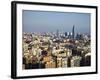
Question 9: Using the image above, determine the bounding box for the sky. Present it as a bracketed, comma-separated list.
[22, 10, 90, 34]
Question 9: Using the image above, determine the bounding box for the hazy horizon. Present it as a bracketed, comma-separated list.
[22, 10, 91, 34]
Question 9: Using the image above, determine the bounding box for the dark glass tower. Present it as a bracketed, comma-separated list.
[56, 29, 59, 38]
[72, 25, 75, 40]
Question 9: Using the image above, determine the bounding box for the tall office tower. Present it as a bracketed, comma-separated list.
[72, 25, 75, 40]
[65, 32, 67, 37]
[56, 29, 59, 38]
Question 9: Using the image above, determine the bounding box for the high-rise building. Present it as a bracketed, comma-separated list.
[72, 25, 75, 40]
[56, 29, 59, 38]
[65, 32, 67, 37]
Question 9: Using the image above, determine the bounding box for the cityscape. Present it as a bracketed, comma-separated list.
[22, 10, 91, 69]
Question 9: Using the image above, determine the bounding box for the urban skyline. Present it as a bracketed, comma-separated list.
[22, 10, 91, 69]
[22, 10, 90, 34]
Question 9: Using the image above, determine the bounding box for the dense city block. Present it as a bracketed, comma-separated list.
[22, 26, 91, 69]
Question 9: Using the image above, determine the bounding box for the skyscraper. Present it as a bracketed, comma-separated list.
[56, 29, 59, 38]
[72, 25, 75, 40]
[65, 32, 67, 37]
